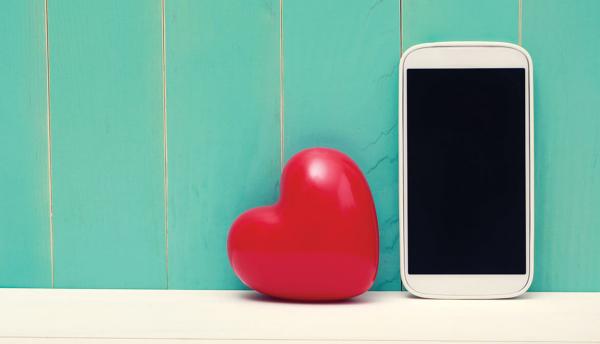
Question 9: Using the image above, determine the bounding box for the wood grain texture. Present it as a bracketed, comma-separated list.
[0, 0, 51, 287]
[402, 0, 519, 50]
[1, 0, 598, 292]
[166, 0, 281, 289]
[48, 1, 166, 288]
[283, 0, 401, 290]
[523, 0, 600, 291]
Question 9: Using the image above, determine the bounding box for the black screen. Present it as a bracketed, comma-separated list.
[407, 68, 526, 274]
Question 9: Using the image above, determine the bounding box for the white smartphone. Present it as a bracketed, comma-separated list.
[399, 42, 534, 299]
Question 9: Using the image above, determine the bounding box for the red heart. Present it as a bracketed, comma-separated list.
[228, 148, 379, 301]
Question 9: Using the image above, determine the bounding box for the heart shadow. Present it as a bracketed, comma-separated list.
[237, 291, 381, 305]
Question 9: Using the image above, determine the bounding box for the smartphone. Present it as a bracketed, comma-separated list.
[399, 42, 534, 299]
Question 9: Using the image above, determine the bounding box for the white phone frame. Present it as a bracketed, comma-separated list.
[399, 42, 534, 299]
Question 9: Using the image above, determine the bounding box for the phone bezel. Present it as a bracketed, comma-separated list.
[399, 42, 534, 299]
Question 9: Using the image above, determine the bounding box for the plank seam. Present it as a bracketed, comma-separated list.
[161, 0, 170, 289]
[400, 0, 403, 54]
[279, 0, 285, 170]
[44, 0, 55, 288]
[518, 0, 523, 46]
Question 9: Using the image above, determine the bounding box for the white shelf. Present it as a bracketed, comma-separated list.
[0, 290, 598, 343]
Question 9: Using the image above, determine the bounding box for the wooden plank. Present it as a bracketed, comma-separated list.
[283, 0, 401, 290]
[0, 0, 51, 287]
[0, 290, 598, 342]
[48, 1, 166, 288]
[523, 0, 600, 291]
[402, 0, 519, 50]
[166, 0, 281, 289]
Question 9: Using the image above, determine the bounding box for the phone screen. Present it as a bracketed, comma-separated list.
[406, 68, 526, 274]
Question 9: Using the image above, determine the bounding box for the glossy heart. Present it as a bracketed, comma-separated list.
[227, 148, 379, 301]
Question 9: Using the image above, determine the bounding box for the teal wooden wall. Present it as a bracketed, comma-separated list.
[0, 0, 599, 291]
[0, 0, 51, 287]
[48, 0, 167, 289]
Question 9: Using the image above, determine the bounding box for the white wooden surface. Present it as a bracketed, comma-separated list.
[0, 290, 598, 343]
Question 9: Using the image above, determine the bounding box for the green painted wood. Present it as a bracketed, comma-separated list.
[402, 0, 519, 50]
[166, 0, 281, 289]
[523, 0, 600, 291]
[0, 0, 594, 292]
[48, 0, 166, 288]
[0, 0, 51, 287]
[284, 0, 401, 290]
